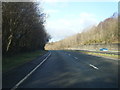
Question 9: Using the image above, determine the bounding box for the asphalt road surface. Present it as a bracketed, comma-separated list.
[18, 50, 118, 88]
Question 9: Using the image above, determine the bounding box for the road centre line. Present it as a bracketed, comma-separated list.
[11, 52, 51, 90]
[89, 64, 99, 70]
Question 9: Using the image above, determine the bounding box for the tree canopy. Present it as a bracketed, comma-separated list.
[2, 2, 50, 55]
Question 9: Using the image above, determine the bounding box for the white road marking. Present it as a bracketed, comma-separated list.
[89, 64, 99, 70]
[74, 57, 78, 59]
[11, 52, 51, 90]
[68, 54, 71, 56]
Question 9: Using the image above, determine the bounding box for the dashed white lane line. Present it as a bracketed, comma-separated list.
[74, 57, 78, 59]
[89, 64, 99, 70]
[11, 52, 51, 90]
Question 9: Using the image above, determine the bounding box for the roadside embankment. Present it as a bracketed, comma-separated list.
[66, 43, 119, 51]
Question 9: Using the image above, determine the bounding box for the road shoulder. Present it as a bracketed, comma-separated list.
[3, 51, 50, 88]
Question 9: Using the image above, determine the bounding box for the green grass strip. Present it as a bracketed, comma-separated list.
[85, 52, 118, 59]
[3, 50, 47, 72]
[78, 51, 118, 59]
[65, 50, 119, 59]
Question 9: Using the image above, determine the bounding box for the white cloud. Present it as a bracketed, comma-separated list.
[46, 9, 59, 14]
[45, 12, 98, 42]
[42, 0, 68, 2]
[42, 0, 119, 2]
[79, 12, 98, 29]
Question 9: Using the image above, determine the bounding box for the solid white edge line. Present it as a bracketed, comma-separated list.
[89, 64, 99, 70]
[11, 52, 51, 90]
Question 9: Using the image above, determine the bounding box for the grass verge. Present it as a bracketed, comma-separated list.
[3, 50, 48, 73]
[65, 50, 119, 59]
[83, 52, 118, 59]
[77, 50, 118, 59]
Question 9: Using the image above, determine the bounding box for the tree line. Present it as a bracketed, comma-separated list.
[2, 2, 50, 56]
[45, 13, 119, 50]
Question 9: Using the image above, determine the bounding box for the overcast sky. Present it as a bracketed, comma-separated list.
[40, 0, 118, 42]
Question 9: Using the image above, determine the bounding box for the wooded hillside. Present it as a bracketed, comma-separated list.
[2, 2, 50, 56]
[45, 13, 119, 50]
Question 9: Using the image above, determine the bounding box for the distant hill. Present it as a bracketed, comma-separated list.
[45, 13, 119, 50]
